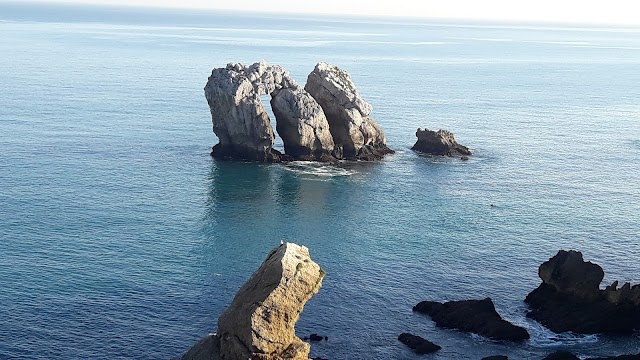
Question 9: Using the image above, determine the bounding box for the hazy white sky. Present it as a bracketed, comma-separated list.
[32, 0, 640, 25]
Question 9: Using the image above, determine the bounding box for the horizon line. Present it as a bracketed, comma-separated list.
[4, 0, 640, 28]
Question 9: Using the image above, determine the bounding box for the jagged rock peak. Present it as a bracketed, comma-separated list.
[181, 243, 325, 360]
[307, 62, 373, 117]
[224, 60, 300, 95]
[305, 62, 393, 160]
[538, 250, 604, 300]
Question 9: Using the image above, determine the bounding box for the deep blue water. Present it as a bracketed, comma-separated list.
[1, 2, 640, 359]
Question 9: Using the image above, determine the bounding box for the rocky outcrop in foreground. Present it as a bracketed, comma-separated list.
[413, 298, 529, 341]
[412, 128, 471, 157]
[525, 250, 640, 334]
[181, 243, 324, 360]
[205, 61, 392, 162]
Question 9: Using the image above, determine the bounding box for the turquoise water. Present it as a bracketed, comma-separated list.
[1, 3, 640, 359]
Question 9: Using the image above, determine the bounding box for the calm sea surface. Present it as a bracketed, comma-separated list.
[1, 3, 640, 359]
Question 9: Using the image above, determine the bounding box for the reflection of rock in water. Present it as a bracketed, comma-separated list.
[206, 162, 273, 205]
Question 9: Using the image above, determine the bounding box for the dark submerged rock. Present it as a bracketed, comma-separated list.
[525, 250, 640, 334]
[481, 356, 509, 360]
[412, 128, 471, 156]
[413, 298, 529, 341]
[397, 333, 441, 354]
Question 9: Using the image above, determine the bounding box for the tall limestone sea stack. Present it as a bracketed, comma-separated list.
[181, 243, 324, 360]
[305, 62, 393, 160]
[204, 61, 392, 162]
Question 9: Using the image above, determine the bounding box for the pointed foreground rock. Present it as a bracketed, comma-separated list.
[305, 62, 393, 160]
[181, 243, 325, 360]
[413, 298, 529, 341]
[526, 250, 640, 334]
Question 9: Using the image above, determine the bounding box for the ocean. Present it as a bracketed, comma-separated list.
[1, 2, 639, 359]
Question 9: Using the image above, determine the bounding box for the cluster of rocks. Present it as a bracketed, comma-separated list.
[526, 250, 640, 334]
[399, 298, 529, 355]
[398, 250, 640, 359]
[205, 60, 477, 163]
[181, 243, 325, 360]
[179, 245, 638, 359]
[205, 61, 393, 162]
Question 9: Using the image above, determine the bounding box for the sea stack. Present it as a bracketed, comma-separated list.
[204, 61, 393, 162]
[204, 61, 334, 162]
[181, 243, 325, 360]
[305, 62, 394, 160]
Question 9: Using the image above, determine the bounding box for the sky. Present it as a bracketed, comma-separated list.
[25, 0, 640, 25]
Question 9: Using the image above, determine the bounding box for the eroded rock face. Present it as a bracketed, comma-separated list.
[271, 87, 335, 161]
[217, 243, 324, 360]
[525, 250, 640, 334]
[181, 243, 324, 360]
[413, 298, 529, 341]
[305, 62, 393, 160]
[412, 128, 471, 156]
[538, 250, 604, 301]
[206, 61, 393, 162]
[205, 62, 281, 162]
[205, 61, 335, 162]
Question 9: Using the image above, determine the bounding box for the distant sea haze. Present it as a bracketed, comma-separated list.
[1, 2, 639, 359]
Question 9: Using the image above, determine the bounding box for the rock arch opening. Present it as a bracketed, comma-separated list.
[259, 94, 284, 153]
[204, 61, 394, 162]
